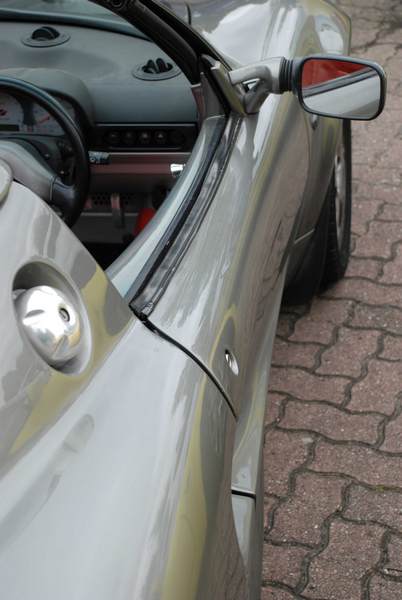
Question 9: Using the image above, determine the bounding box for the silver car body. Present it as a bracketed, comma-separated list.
[0, 1, 351, 598]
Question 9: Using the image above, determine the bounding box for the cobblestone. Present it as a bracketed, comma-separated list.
[370, 576, 402, 599]
[262, 543, 309, 587]
[304, 520, 383, 600]
[269, 472, 345, 546]
[272, 339, 320, 369]
[264, 430, 312, 497]
[261, 587, 297, 600]
[344, 485, 402, 531]
[380, 243, 402, 284]
[381, 413, 402, 453]
[290, 299, 352, 344]
[269, 367, 348, 405]
[345, 257, 381, 279]
[262, 1, 402, 597]
[351, 304, 402, 335]
[349, 359, 402, 415]
[280, 400, 382, 444]
[265, 393, 286, 426]
[380, 335, 402, 361]
[385, 534, 402, 576]
[312, 440, 402, 488]
[317, 327, 379, 378]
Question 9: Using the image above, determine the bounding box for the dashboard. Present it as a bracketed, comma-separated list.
[0, 18, 198, 244]
[0, 19, 198, 154]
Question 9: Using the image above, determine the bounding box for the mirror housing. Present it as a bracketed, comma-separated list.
[227, 54, 386, 119]
[292, 55, 387, 120]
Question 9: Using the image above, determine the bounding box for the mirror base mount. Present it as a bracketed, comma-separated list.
[228, 57, 293, 114]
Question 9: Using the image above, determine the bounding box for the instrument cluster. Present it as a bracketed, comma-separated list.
[0, 92, 76, 136]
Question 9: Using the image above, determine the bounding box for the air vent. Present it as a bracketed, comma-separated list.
[133, 57, 181, 81]
[22, 26, 70, 48]
[143, 58, 173, 75]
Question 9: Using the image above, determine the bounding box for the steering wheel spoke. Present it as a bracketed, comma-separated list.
[0, 77, 89, 225]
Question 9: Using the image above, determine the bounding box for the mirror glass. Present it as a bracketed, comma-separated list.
[301, 58, 382, 120]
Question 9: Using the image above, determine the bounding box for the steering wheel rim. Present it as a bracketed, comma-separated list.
[0, 76, 89, 225]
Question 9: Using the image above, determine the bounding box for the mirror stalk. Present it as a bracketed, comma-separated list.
[228, 57, 292, 114]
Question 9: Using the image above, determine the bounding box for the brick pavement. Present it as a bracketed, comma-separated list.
[262, 1, 402, 598]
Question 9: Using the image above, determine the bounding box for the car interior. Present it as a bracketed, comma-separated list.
[0, 1, 218, 272]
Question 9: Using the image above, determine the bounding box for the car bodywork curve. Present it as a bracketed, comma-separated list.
[0, 1, 354, 598]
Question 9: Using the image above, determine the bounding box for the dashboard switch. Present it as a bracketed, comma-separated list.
[155, 131, 167, 145]
[89, 151, 110, 165]
[139, 131, 152, 145]
[169, 130, 185, 146]
[123, 131, 136, 146]
[106, 131, 120, 147]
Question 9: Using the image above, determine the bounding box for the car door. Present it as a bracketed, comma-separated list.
[103, 2, 350, 592]
[123, 0, 349, 491]
[0, 172, 249, 599]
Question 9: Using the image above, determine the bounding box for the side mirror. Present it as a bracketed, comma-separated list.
[227, 54, 386, 118]
[293, 56, 386, 120]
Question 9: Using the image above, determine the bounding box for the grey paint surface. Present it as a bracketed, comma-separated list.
[0, 180, 246, 600]
[0, 1, 357, 599]
[188, 0, 350, 64]
[119, 2, 350, 595]
[144, 0, 349, 487]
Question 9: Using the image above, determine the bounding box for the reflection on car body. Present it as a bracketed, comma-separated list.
[0, 1, 386, 598]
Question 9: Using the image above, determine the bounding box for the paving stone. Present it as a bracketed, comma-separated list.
[290, 299, 353, 344]
[345, 257, 381, 279]
[261, 587, 297, 600]
[349, 359, 402, 415]
[266, 393, 285, 426]
[381, 413, 402, 453]
[272, 339, 319, 369]
[380, 335, 402, 361]
[270, 472, 345, 546]
[379, 203, 402, 221]
[262, 542, 309, 587]
[353, 43, 395, 64]
[359, 184, 402, 205]
[353, 165, 401, 187]
[384, 534, 402, 576]
[280, 400, 382, 444]
[290, 298, 353, 344]
[351, 28, 379, 50]
[264, 495, 279, 530]
[380, 244, 402, 285]
[264, 430, 312, 497]
[351, 304, 402, 335]
[344, 485, 402, 531]
[354, 221, 402, 259]
[312, 440, 402, 489]
[317, 327, 379, 378]
[303, 520, 383, 600]
[264, 2, 402, 598]
[270, 367, 348, 405]
[351, 199, 382, 236]
[323, 279, 402, 309]
[370, 576, 402, 599]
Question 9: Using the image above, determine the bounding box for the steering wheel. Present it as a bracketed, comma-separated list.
[0, 76, 89, 226]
